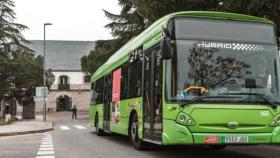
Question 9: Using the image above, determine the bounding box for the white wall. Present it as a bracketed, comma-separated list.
[53, 71, 84, 85]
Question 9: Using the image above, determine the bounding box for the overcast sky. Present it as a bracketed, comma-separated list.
[14, 0, 121, 41]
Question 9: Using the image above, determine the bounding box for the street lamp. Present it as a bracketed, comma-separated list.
[43, 23, 52, 122]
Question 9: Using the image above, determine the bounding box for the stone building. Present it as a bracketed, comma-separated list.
[26, 40, 94, 112]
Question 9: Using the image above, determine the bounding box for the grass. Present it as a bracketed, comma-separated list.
[0, 117, 19, 126]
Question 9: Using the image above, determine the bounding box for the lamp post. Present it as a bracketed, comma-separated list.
[43, 23, 52, 122]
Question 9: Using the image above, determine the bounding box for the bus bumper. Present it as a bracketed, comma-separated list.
[192, 133, 272, 144]
[192, 126, 280, 144]
[162, 120, 280, 145]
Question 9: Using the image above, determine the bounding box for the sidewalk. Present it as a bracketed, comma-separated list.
[0, 115, 53, 137]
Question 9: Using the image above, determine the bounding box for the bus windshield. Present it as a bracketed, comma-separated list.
[166, 19, 280, 104]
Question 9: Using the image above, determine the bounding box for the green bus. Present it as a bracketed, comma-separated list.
[89, 11, 280, 150]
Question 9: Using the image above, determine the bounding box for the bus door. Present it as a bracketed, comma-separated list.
[103, 74, 112, 131]
[143, 46, 163, 142]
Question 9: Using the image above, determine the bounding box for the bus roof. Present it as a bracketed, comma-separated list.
[91, 11, 274, 82]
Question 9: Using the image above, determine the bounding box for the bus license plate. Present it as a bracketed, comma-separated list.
[222, 136, 248, 143]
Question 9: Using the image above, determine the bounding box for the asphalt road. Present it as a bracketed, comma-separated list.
[0, 112, 280, 158]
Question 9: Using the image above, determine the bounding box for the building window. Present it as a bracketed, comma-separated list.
[58, 75, 70, 90]
[59, 75, 69, 84]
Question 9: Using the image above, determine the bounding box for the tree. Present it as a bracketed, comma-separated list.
[0, 0, 54, 103]
[0, 0, 30, 55]
[218, 0, 280, 37]
[187, 43, 251, 88]
[81, 40, 119, 76]
[104, 0, 145, 45]
[105, 0, 280, 43]
[0, 50, 54, 101]
[82, 0, 280, 77]
[105, 0, 221, 40]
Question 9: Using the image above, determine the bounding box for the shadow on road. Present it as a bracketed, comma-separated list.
[90, 132, 278, 158]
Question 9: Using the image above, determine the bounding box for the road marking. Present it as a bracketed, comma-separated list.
[42, 140, 52, 142]
[74, 125, 87, 129]
[60, 125, 70, 130]
[41, 142, 53, 145]
[39, 148, 54, 151]
[40, 144, 53, 148]
[36, 134, 55, 158]
[37, 151, 54, 155]
[36, 156, 55, 158]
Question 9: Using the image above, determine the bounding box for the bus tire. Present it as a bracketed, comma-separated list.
[129, 113, 146, 150]
[95, 113, 104, 136]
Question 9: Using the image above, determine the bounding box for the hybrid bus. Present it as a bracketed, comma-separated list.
[89, 11, 280, 150]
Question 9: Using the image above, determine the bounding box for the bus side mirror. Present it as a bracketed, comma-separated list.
[161, 28, 172, 60]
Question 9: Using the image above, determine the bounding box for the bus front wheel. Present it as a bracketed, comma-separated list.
[95, 114, 105, 136]
[130, 113, 146, 150]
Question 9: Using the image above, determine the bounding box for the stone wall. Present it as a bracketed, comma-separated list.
[35, 83, 91, 112]
[47, 90, 90, 111]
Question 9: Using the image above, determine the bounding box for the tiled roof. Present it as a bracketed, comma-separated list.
[25, 40, 94, 70]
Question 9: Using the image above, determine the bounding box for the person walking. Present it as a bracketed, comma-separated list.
[72, 104, 77, 119]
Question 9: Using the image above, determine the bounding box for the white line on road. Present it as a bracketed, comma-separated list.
[60, 125, 70, 130]
[37, 151, 54, 155]
[36, 156, 55, 158]
[41, 140, 52, 143]
[36, 134, 55, 158]
[39, 147, 54, 151]
[74, 125, 87, 129]
[40, 144, 53, 148]
[41, 142, 53, 145]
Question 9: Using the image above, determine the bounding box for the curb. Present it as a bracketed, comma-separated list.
[0, 122, 54, 137]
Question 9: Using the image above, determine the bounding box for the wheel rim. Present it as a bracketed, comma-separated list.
[131, 120, 138, 143]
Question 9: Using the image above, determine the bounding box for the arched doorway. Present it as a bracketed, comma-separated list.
[56, 95, 71, 111]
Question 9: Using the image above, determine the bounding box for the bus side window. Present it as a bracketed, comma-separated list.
[128, 58, 142, 98]
[94, 77, 104, 104]
[121, 64, 129, 99]
[91, 82, 96, 105]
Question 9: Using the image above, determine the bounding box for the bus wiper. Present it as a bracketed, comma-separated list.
[180, 96, 242, 107]
[219, 93, 278, 109]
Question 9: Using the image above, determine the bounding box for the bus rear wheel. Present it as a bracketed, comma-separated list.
[95, 114, 105, 136]
[130, 113, 146, 150]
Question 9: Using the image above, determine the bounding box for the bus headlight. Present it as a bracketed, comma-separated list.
[270, 115, 280, 126]
[187, 119, 193, 125]
[176, 112, 195, 126]
[277, 117, 280, 123]
[179, 115, 186, 122]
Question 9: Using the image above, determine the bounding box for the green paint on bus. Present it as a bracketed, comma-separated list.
[89, 11, 280, 149]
